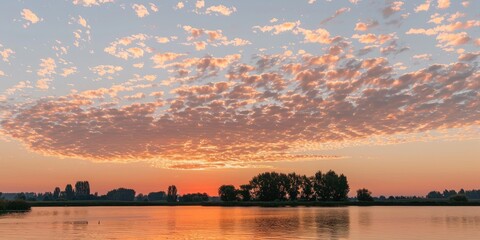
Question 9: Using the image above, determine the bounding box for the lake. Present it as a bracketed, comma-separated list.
[1, 206, 479, 239]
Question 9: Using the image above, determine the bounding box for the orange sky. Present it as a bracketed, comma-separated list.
[1, 138, 479, 197]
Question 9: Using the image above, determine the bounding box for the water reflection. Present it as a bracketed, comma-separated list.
[314, 208, 350, 239]
[1, 206, 479, 239]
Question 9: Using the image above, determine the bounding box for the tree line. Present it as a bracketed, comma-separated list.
[218, 170, 353, 202]
[426, 189, 480, 201]
[2, 182, 207, 203]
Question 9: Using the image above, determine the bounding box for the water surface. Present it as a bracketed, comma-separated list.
[1, 206, 479, 239]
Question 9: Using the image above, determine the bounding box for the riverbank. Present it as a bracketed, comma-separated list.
[0, 200, 31, 213]
[28, 200, 480, 207]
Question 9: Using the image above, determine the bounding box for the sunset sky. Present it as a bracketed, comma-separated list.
[0, 0, 478, 197]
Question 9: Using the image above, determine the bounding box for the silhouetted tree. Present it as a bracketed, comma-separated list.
[449, 194, 468, 202]
[356, 188, 374, 202]
[65, 184, 75, 200]
[465, 189, 480, 199]
[312, 171, 324, 200]
[42, 192, 53, 201]
[313, 170, 349, 201]
[218, 185, 237, 202]
[426, 191, 443, 199]
[287, 173, 302, 201]
[442, 189, 457, 198]
[179, 193, 209, 202]
[53, 187, 61, 200]
[106, 188, 135, 201]
[15, 193, 26, 200]
[75, 181, 90, 199]
[167, 185, 178, 202]
[249, 172, 290, 201]
[148, 191, 167, 201]
[237, 184, 252, 201]
[135, 193, 148, 201]
[300, 175, 313, 201]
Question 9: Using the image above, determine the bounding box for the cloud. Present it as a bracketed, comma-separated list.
[21, 9, 41, 28]
[2, 51, 478, 169]
[104, 34, 151, 60]
[132, 4, 149, 18]
[413, 54, 432, 60]
[436, 32, 470, 47]
[36, 78, 52, 90]
[354, 20, 379, 31]
[437, 0, 450, 9]
[205, 5, 236, 16]
[382, 1, 404, 18]
[458, 51, 480, 62]
[90, 65, 123, 76]
[182, 25, 250, 50]
[60, 67, 77, 77]
[72, 0, 113, 7]
[0, 48, 14, 62]
[151, 52, 186, 68]
[352, 33, 394, 44]
[253, 21, 301, 34]
[176, 2, 185, 10]
[37, 58, 56, 77]
[196, 0, 205, 9]
[320, 7, 350, 25]
[149, 3, 159, 12]
[414, 0, 431, 12]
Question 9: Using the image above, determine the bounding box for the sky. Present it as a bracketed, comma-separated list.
[0, 0, 479, 197]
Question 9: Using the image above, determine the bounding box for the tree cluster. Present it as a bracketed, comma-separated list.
[106, 188, 136, 201]
[218, 170, 350, 202]
[179, 193, 209, 202]
[426, 189, 480, 201]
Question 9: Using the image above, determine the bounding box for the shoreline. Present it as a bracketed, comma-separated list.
[27, 200, 480, 207]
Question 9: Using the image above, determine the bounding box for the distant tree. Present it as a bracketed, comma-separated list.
[449, 194, 468, 202]
[218, 185, 237, 202]
[167, 185, 178, 202]
[287, 173, 302, 201]
[135, 193, 148, 202]
[53, 187, 61, 200]
[42, 192, 53, 201]
[75, 181, 90, 199]
[465, 189, 480, 199]
[312, 171, 324, 200]
[357, 188, 374, 202]
[379, 195, 386, 201]
[299, 175, 313, 201]
[65, 184, 75, 200]
[106, 188, 135, 201]
[148, 191, 167, 201]
[237, 184, 252, 201]
[313, 170, 349, 201]
[15, 192, 26, 200]
[442, 189, 457, 198]
[179, 193, 209, 202]
[426, 191, 443, 199]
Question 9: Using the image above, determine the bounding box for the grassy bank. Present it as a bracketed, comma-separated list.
[28, 200, 480, 207]
[0, 200, 31, 213]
